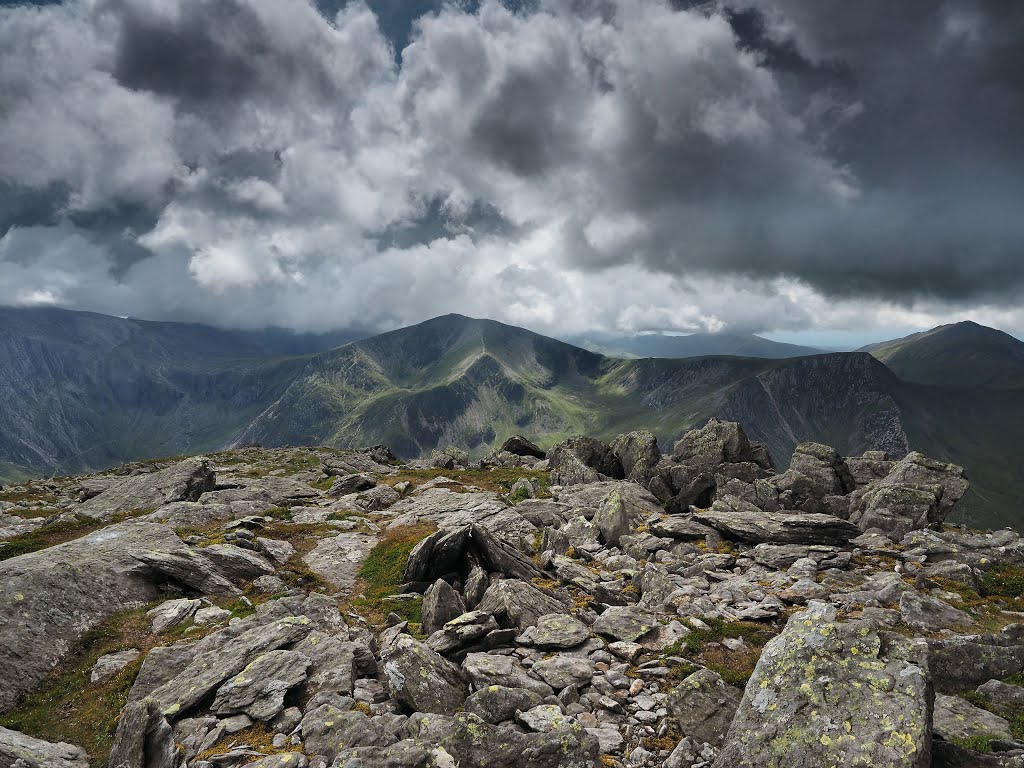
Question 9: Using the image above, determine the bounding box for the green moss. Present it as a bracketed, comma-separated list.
[0, 516, 100, 561]
[949, 734, 995, 753]
[666, 618, 780, 688]
[980, 564, 1024, 598]
[349, 523, 436, 626]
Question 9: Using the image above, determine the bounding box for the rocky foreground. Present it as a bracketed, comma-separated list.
[1, 421, 1024, 767]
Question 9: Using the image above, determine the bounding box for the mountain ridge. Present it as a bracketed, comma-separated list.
[0, 306, 1021, 526]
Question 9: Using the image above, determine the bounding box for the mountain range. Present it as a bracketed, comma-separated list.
[0, 306, 1021, 528]
[566, 331, 824, 359]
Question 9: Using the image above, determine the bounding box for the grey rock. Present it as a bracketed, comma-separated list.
[300, 632, 358, 697]
[426, 611, 499, 655]
[0, 726, 89, 768]
[256, 538, 295, 564]
[976, 680, 1024, 717]
[0, 520, 199, 714]
[713, 601, 931, 768]
[694, 495, 860, 546]
[300, 706, 395, 760]
[302, 532, 378, 591]
[476, 579, 566, 630]
[404, 711, 600, 768]
[849, 452, 969, 537]
[131, 548, 240, 596]
[648, 515, 716, 541]
[928, 626, 1024, 692]
[107, 699, 177, 768]
[593, 489, 630, 547]
[500, 436, 546, 459]
[899, 591, 974, 631]
[243, 755, 309, 768]
[193, 606, 231, 625]
[196, 543, 275, 582]
[212, 649, 312, 721]
[548, 436, 624, 486]
[516, 704, 575, 733]
[462, 653, 554, 697]
[611, 430, 661, 483]
[422, 580, 467, 635]
[529, 614, 590, 650]
[933, 693, 1011, 743]
[78, 457, 215, 519]
[531, 656, 594, 690]
[380, 634, 468, 714]
[90, 649, 141, 684]
[330, 473, 377, 496]
[148, 615, 312, 719]
[147, 598, 203, 633]
[592, 606, 659, 642]
[668, 669, 741, 747]
[464, 686, 544, 724]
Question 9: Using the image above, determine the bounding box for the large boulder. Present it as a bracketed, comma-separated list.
[422, 579, 468, 635]
[668, 669, 741, 748]
[848, 452, 969, 537]
[610, 430, 661, 483]
[928, 625, 1024, 693]
[499, 435, 546, 459]
[593, 489, 630, 547]
[476, 579, 567, 630]
[380, 634, 469, 714]
[0, 521, 202, 714]
[0, 726, 89, 768]
[211, 649, 312, 721]
[78, 457, 216, 519]
[547, 437, 624, 486]
[694, 495, 860, 546]
[713, 601, 932, 768]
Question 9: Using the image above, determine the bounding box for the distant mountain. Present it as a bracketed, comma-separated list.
[861, 321, 1024, 389]
[0, 308, 1021, 527]
[0, 306, 360, 479]
[567, 331, 823, 359]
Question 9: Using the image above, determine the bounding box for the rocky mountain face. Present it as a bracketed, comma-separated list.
[0, 422, 1022, 767]
[0, 308, 1020, 527]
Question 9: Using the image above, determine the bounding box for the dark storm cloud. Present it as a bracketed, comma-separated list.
[0, 0, 1022, 336]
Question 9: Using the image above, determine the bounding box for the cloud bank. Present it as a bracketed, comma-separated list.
[1, 0, 1022, 336]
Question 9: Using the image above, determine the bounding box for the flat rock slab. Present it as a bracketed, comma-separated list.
[302, 532, 378, 591]
[0, 725, 89, 768]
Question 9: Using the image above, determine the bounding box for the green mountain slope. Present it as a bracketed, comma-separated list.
[861, 321, 1024, 389]
[568, 331, 823, 359]
[0, 308, 1020, 528]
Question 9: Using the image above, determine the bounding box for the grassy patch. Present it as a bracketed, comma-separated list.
[667, 618, 780, 687]
[196, 722, 293, 761]
[0, 516, 101, 561]
[980, 564, 1024, 599]
[348, 523, 436, 627]
[0, 484, 59, 506]
[0, 606, 162, 766]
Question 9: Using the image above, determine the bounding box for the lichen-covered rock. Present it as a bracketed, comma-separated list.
[212, 649, 311, 720]
[0, 725, 89, 768]
[90, 649, 141, 684]
[106, 700, 177, 768]
[147, 615, 312, 719]
[464, 686, 545, 724]
[526, 614, 590, 650]
[380, 634, 468, 714]
[462, 653, 554, 697]
[667, 669, 741, 747]
[593, 489, 629, 547]
[928, 625, 1024, 693]
[849, 452, 969, 537]
[713, 601, 932, 768]
[610, 430, 661, 483]
[300, 706, 396, 760]
[530, 656, 594, 690]
[592, 606, 659, 643]
[933, 693, 1011, 744]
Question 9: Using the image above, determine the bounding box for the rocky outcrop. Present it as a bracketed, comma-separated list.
[0, 436, 1015, 768]
[78, 457, 216, 519]
[548, 436, 624, 485]
[0, 726, 89, 768]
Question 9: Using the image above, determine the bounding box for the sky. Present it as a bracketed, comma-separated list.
[0, 0, 1022, 344]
